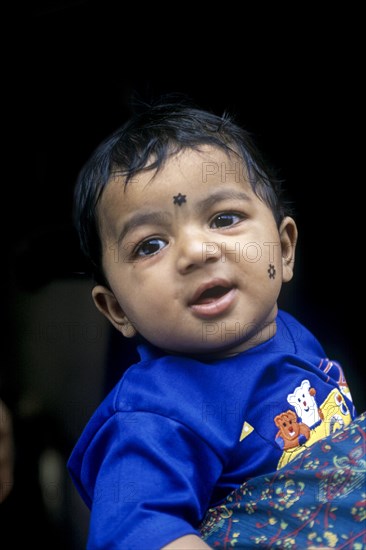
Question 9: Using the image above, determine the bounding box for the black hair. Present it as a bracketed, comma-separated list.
[73, 98, 290, 284]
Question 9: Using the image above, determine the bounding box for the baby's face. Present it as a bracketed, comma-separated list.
[95, 146, 296, 357]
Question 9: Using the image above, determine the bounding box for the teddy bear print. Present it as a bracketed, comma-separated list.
[287, 379, 324, 428]
[274, 410, 310, 450]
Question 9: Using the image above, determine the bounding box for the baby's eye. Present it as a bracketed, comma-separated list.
[211, 213, 242, 229]
[134, 238, 167, 257]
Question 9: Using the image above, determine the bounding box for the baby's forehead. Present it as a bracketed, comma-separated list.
[110, 144, 247, 187]
[100, 145, 251, 212]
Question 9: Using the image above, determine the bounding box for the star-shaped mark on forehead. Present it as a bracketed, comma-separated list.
[173, 193, 187, 206]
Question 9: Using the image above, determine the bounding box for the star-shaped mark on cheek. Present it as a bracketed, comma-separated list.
[268, 264, 276, 279]
[173, 193, 187, 206]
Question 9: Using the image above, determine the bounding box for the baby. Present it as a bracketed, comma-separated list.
[68, 100, 356, 549]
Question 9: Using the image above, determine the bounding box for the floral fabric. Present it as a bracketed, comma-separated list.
[200, 411, 366, 549]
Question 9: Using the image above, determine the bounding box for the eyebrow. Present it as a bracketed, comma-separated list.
[117, 189, 252, 243]
[117, 211, 172, 243]
[196, 189, 252, 212]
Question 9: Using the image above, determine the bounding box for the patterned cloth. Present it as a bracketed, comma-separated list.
[200, 411, 366, 549]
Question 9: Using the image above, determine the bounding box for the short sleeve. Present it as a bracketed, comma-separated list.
[76, 411, 223, 550]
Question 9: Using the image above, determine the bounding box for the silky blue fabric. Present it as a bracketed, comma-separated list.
[67, 310, 357, 549]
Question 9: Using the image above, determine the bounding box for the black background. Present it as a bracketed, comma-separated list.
[22, 1, 364, 397]
[2, 1, 364, 547]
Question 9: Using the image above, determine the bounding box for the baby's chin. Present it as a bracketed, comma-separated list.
[158, 320, 277, 359]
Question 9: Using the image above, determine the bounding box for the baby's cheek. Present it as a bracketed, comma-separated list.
[262, 240, 282, 263]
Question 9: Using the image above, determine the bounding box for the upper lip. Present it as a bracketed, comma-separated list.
[189, 278, 235, 306]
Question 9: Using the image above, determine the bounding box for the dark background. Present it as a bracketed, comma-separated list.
[2, 2, 364, 548]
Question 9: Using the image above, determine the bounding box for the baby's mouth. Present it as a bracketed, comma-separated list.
[189, 281, 237, 318]
[193, 285, 232, 305]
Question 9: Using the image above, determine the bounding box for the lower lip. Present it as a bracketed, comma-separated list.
[190, 288, 237, 318]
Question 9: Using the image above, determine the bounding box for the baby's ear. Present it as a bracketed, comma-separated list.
[279, 216, 298, 283]
[91, 285, 137, 338]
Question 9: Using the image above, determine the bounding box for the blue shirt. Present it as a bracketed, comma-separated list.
[67, 310, 356, 549]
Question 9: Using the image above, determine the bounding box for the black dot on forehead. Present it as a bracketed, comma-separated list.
[173, 193, 187, 206]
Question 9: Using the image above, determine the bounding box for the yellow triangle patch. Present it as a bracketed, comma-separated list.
[240, 421, 254, 441]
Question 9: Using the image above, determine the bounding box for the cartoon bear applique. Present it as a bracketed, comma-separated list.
[287, 379, 324, 428]
[274, 378, 353, 469]
[274, 410, 310, 450]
